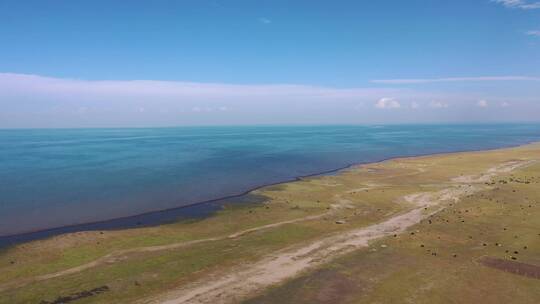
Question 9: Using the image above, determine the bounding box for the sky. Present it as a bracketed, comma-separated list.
[0, 0, 539, 128]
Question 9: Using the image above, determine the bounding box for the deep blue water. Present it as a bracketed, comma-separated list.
[1, 124, 540, 241]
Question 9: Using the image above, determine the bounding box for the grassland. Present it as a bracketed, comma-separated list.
[1, 143, 539, 304]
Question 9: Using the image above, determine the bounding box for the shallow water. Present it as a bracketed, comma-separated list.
[1, 124, 540, 238]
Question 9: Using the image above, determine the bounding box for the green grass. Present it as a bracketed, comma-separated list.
[1, 143, 540, 303]
[245, 162, 540, 304]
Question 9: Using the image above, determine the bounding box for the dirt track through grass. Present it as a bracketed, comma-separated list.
[143, 161, 534, 304]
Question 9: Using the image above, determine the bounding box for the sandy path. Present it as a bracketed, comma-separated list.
[1, 160, 533, 296]
[0, 184, 374, 293]
[141, 160, 533, 304]
[32, 157, 523, 286]
[153, 206, 445, 304]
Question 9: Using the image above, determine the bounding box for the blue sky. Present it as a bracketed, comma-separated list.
[1, 0, 539, 127]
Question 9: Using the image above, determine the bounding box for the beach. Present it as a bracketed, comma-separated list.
[1, 142, 540, 303]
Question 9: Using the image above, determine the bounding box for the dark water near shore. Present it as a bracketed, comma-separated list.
[1, 124, 540, 244]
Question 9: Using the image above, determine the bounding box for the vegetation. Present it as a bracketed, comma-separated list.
[1, 143, 539, 303]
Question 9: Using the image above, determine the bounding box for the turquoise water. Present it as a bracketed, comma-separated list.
[1, 124, 540, 239]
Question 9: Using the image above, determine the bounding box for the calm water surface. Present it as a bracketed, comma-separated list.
[1, 124, 540, 238]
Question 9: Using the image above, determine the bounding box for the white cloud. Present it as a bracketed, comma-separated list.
[429, 101, 449, 108]
[353, 102, 366, 111]
[492, 0, 540, 9]
[1, 73, 539, 127]
[258, 17, 272, 24]
[526, 30, 540, 36]
[192, 106, 228, 112]
[371, 76, 540, 84]
[0, 73, 404, 101]
[500, 101, 511, 107]
[477, 100, 489, 107]
[375, 98, 401, 109]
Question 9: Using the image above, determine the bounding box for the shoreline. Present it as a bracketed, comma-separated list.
[2, 140, 540, 303]
[1, 139, 538, 248]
